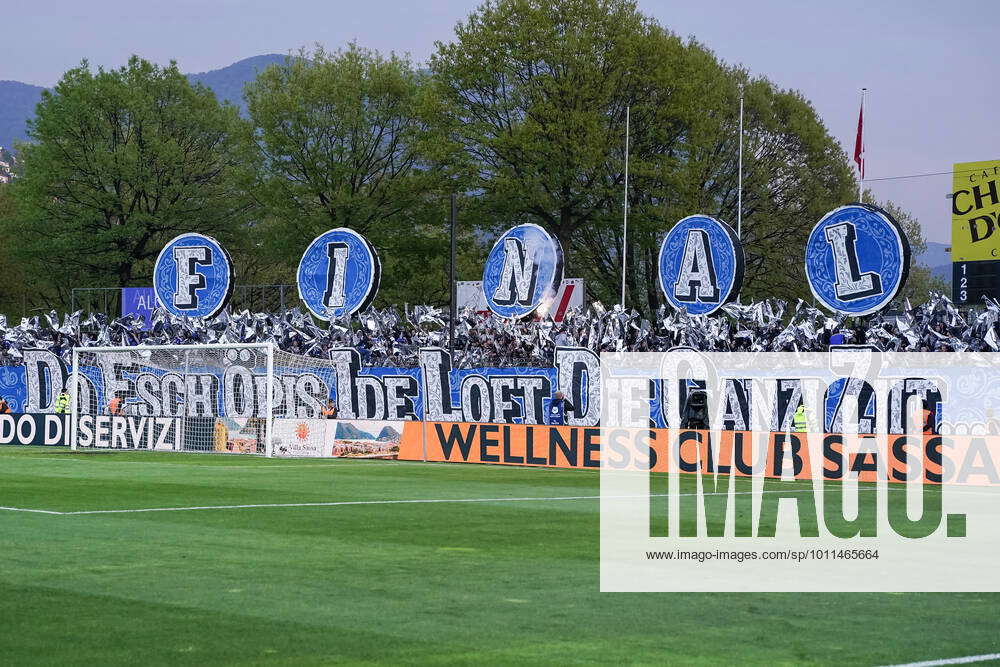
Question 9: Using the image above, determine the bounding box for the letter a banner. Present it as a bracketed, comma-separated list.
[658, 215, 744, 315]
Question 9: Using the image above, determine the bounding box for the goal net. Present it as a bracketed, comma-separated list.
[266, 349, 405, 460]
[71, 344, 276, 455]
[70, 343, 406, 458]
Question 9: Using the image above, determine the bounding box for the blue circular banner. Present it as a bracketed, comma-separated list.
[153, 233, 234, 318]
[804, 204, 910, 315]
[297, 228, 381, 320]
[658, 215, 744, 315]
[482, 223, 564, 319]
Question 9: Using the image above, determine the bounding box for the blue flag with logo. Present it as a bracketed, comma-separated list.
[548, 399, 565, 425]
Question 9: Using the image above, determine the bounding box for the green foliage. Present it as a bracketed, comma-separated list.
[0, 184, 32, 316]
[902, 265, 949, 306]
[244, 45, 474, 306]
[869, 195, 926, 256]
[2, 57, 255, 309]
[432, 0, 860, 311]
[866, 194, 947, 305]
[432, 0, 654, 269]
[0, 2, 944, 315]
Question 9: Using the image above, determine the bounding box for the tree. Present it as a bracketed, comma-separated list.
[593, 67, 859, 310]
[433, 0, 861, 312]
[866, 195, 948, 306]
[432, 0, 653, 275]
[245, 45, 469, 305]
[4, 57, 254, 307]
[0, 183, 32, 317]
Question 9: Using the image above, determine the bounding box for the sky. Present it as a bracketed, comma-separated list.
[3, 0, 998, 244]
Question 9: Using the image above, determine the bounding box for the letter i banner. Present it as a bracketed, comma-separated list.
[804, 204, 910, 316]
[297, 228, 382, 320]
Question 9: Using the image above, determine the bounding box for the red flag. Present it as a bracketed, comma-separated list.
[853, 103, 864, 178]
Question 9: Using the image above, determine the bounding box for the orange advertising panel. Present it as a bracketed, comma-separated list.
[400, 423, 1000, 486]
[399, 422, 601, 469]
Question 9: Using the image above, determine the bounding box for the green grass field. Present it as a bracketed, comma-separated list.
[1, 445, 998, 665]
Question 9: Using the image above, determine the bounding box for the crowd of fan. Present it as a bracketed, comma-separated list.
[0, 294, 996, 368]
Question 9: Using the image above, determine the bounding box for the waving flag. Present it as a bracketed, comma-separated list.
[854, 97, 865, 178]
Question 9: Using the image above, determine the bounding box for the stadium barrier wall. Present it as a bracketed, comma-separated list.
[400, 422, 601, 469]
[0, 413, 71, 446]
[270, 418, 411, 458]
[75, 415, 183, 450]
[31, 407, 1000, 484]
[399, 423, 1000, 485]
[64, 414, 412, 457]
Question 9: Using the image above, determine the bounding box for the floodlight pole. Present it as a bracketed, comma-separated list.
[737, 85, 744, 239]
[620, 105, 630, 309]
[265, 345, 274, 458]
[449, 193, 457, 360]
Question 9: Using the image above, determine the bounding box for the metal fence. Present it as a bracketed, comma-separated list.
[69, 288, 122, 318]
[229, 284, 296, 313]
[70, 285, 297, 318]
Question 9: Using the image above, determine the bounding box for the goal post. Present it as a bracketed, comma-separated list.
[265, 345, 274, 458]
[70, 343, 276, 455]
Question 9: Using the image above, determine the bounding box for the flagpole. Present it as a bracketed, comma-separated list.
[621, 105, 630, 309]
[858, 88, 866, 201]
[737, 85, 744, 239]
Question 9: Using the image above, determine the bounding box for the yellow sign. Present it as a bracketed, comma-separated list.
[952, 159, 1000, 261]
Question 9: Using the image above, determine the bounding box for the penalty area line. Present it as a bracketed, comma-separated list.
[876, 653, 1000, 667]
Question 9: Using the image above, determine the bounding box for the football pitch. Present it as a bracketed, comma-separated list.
[1, 447, 997, 666]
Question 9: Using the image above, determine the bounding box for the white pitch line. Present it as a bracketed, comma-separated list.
[18, 457, 377, 470]
[0, 487, 888, 516]
[64, 495, 644, 515]
[15, 456, 602, 472]
[0, 505, 64, 515]
[15, 456, 1000, 488]
[0, 494, 641, 516]
[876, 653, 1000, 667]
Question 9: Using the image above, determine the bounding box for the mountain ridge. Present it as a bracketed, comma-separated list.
[0, 80, 48, 150]
[917, 241, 951, 284]
[186, 53, 287, 109]
[0, 54, 287, 150]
